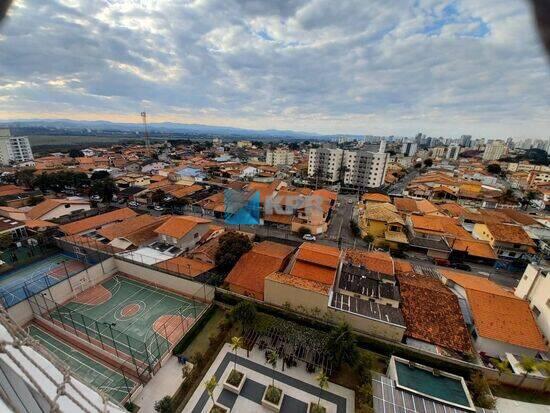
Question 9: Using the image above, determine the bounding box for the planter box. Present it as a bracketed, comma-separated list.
[308, 402, 327, 413]
[223, 370, 246, 394]
[210, 402, 231, 413]
[262, 385, 284, 412]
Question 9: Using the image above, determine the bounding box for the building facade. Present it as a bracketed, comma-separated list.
[446, 145, 460, 160]
[516, 264, 550, 344]
[0, 129, 34, 165]
[266, 148, 295, 166]
[483, 141, 507, 161]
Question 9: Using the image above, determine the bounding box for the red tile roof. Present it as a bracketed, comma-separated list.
[59, 208, 138, 235]
[154, 216, 211, 239]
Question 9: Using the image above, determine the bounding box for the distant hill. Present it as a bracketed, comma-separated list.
[0, 119, 354, 140]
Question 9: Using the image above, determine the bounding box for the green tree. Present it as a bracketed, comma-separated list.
[230, 301, 257, 332]
[414, 162, 422, 169]
[215, 231, 252, 271]
[231, 336, 243, 371]
[315, 370, 329, 409]
[267, 350, 278, 388]
[153, 395, 173, 413]
[91, 177, 116, 202]
[349, 220, 360, 237]
[0, 233, 13, 250]
[204, 375, 218, 406]
[492, 358, 510, 379]
[423, 158, 433, 168]
[68, 149, 84, 158]
[486, 163, 501, 174]
[90, 170, 110, 180]
[297, 226, 311, 237]
[325, 322, 358, 369]
[518, 356, 537, 385]
[15, 169, 35, 189]
[363, 234, 374, 245]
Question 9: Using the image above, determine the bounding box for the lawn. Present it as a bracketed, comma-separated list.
[331, 348, 388, 390]
[491, 384, 550, 405]
[181, 307, 227, 359]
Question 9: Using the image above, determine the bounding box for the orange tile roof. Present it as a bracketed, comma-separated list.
[59, 208, 138, 235]
[362, 193, 391, 203]
[25, 219, 58, 229]
[451, 238, 496, 259]
[494, 208, 540, 226]
[98, 214, 166, 241]
[438, 203, 468, 217]
[294, 242, 340, 269]
[345, 249, 394, 275]
[467, 290, 547, 351]
[0, 185, 25, 197]
[266, 271, 331, 295]
[157, 256, 215, 277]
[394, 259, 414, 274]
[398, 274, 473, 354]
[485, 223, 536, 246]
[440, 269, 515, 297]
[289, 261, 336, 285]
[154, 216, 211, 239]
[27, 198, 89, 220]
[226, 241, 294, 299]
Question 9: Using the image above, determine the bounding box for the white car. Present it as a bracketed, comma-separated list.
[128, 201, 139, 207]
[347, 199, 354, 204]
[302, 234, 316, 241]
[90, 195, 101, 201]
[154, 205, 165, 211]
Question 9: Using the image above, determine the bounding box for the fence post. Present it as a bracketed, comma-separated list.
[95, 321, 105, 350]
[126, 335, 138, 367]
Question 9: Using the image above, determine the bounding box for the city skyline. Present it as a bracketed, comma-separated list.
[1, 0, 550, 138]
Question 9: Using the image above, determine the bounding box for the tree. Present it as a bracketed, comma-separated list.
[518, 356, 537, 385]
[215, 231, 252, 272]
[153, 396, 173, 413]
[349, 220, 360, 237]
[267, 350, 278, 388]
[90, 170, 110, 180]
[204, 375, 218, 406]
[363, 234, 374, 245]
[230, 301, 257, 332]
[231, 336, 243, 371]
[486, 163, 501, 174]
[15, 169, 35, 189]
[325, 322, 358, 369]
[68, 149, 84, 158]
[315, 370, 329, 409]
[423, 158, 433, 168]
[498, 188, 517, 204]
[91, 177, 116, 202]
[0, 233, 13, 250]
[414, 162, 422, 169]
[151, 189, 165, 204]
[297, 226, 311, 237]
[492, 359, 510, 379]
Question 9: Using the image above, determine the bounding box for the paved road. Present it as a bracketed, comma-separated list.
[387, 169, 419, 196]
[326, 193, 358, 245]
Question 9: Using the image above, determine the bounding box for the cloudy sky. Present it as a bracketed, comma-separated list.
[0, 0, 549, 138]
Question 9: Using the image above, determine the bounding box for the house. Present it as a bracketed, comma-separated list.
[394, 197, 440, 216]
[0, 206, 28, 222]
[440, 269, 547, 357]
[59, 207, 138, 236]
[361, 192, 391, 205]
[96, 214, 169, 250]
[472, 222, 536, 269]
[26, 198, 91, 221]
[154, 216, 212, 252]
[515, 264, 550, 344]
[358, 203, 408, 249]
[397, 273, 473, 357]
[226, 241, 294, 300]
[0, 217, 28, 244]
[155, 255, 215, 280]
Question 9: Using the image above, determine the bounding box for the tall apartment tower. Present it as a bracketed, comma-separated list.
[446, 145, 460, 160]
[459, 135, 472, 147]
[401, 142, 418, 157]
[266, 148, 295, 166]
[482, 141, 507, 161]
[308, 142, 388, 188]
[0, 128, 34, 165]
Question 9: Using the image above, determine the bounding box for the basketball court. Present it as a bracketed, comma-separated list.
[0, 252, 86, 307]
[48, 274, 206, 366]
[28, 325, 136, 403]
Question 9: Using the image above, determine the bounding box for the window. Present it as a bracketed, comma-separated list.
[194, 232, 199, 238]
[533, 306, 541, 317]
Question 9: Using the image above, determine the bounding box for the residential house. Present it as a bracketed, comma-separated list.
[226, 241, 295, 300]
[358, 203, 408, 249]
[95, 214, 169, 251]
[59, 207, 138, 236]
[440, 269, 547, 357]
[154, 216, 212, 252]
[26, 198, 91, 221]
[0, 217, 28, 244]
[361, 193, 391, 206]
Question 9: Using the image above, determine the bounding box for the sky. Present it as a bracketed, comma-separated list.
[0, 0, 549, 138]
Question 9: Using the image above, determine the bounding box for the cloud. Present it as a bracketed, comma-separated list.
[0, 0, 549, 138]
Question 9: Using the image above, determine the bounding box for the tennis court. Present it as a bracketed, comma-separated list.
[28, 325, 136, 403]
[48, 274, 206, 366]
[0, 252, 86, 307]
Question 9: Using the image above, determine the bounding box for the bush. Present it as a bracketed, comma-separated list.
[349, 220, 361, 237]
[309, 403, 326, 413]
[227, 369, 244, 386]
[154, 396, 173, 413]
[215, 231, 252, 272]
[265, 385, 282, 404]
[297, 226, 311, 237]
[469, 372, 496, 409]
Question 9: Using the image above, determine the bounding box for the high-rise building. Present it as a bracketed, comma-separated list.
[308, 142, 388, 188]
[431, 147, 446, 158]
[482, 141, 507, 161]
[446, 145, 460, 160]
[401, 142, 418, 157]
[460, 135, 472, 147]
[266, 148, 295, 166]
[0, 128, 34, 165]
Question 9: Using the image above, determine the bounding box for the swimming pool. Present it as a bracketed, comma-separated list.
[390, 356, 475, 411]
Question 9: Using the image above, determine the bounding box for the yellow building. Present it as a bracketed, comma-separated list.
[358, 203, 408, 249]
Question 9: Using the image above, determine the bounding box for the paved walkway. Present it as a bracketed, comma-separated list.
[186, 343, 355, 412]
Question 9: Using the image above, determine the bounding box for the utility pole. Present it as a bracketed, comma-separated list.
[141, 111, 150, 155]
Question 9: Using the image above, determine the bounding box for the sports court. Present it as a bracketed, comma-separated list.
[28, 325, 136, 403]
[0, 252, 86, 307]
[48, 274, 206, 366]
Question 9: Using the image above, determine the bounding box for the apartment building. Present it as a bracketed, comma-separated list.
[0, 128, 34, 165]
[516, 264, 550, 343]
[483, 141, 507, 161]
[266, 148, 295, 166]
[401, 142, 417, 157]
[431, 147, 446, 158]
[446, 144, 460, 160]
[308, 143, 388, 188]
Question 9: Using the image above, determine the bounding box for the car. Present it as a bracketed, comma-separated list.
[128, 201, 139, 207]
[154, 205, 165, 211]
[347, 199, 354, 204]
[302, 234, 316, 241]
[90, 195, 101, 201]
[450, 262, 472, 271]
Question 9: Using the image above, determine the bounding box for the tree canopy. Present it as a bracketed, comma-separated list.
[214, 231, 253, 271]
[486, 163, 501, 174]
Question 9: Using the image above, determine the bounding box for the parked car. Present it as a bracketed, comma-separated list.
[154, 205, 165, 211]
[90, 195, 101, 201]
[450, 262, 472, 271]
[128, 201, 139, 207]
[433, 258, 451, 267]
[302, 234, 316, 241]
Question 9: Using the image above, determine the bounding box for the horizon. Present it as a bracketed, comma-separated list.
[1, 1, 550, 138]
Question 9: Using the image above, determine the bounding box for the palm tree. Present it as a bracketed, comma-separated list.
[518, 356, 537, 385]
[231, 336, 243, 371]
[267, 350, 278, 388]
[493, 359, 510, 379]
[205, 375, 218, 405]
[325, 322, 358, 369]
[315, 370, 329, 409]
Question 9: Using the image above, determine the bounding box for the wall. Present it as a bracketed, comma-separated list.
[114, 257, 215, 302]
[474, 336, 540, 358]
[41, 203, 91, 221]
[264, 278, 329, 315]
[515, 264, 550, 343]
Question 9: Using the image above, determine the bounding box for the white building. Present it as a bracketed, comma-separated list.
[401, 142, 417, 157]
[266, 148, 295, 166]
[446, 145, 460, 160]
[308, 143, 388, 188]
[431, 147, 446, 159]
[0, 128, 34, 165]
[483, 141, 507, 161]
[516, 264, 550, 344]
